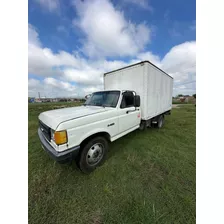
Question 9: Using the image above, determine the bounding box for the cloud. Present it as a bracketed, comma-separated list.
[161, 41, 196, 95]
[28, 24, 129, 85]
[189, 20, 196, 30]
[28, 78, 41, 88]
[62, 59, 132, 85]
[28, 44, 81, 76]
[28, 24, 41, 47]
[168, 21, 196, 39]
[83, 86, 103, 95]
[162, 41, 196, 78]
[43, 77, 76, 92]
[28, 21, 196, 97]
[28, 77, 103, 98]
[123, 0, 153, 11]
[57, 25, 69, 35]
[73, 0, 150, 57]
[63, 68, 103, 85]
[28, 78, 77, 98]
[28, 24, 82, 76]
[34, 0, 60, 13]
[164, 10, 170, 23]
[168, 28, 182, 38]
[135, 51, 161, 67]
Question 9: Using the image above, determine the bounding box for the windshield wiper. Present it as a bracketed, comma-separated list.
[90, 103, 104, 108]
[102, 104, 114, 108]
[97, 104, 105, 108]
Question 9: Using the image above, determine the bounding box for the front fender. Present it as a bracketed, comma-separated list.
[77, 128, 111, 145]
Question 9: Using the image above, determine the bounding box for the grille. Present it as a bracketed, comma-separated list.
[39, 120, 51, 141]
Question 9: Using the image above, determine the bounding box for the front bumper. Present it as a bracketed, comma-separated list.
[38, 128, 80, 162]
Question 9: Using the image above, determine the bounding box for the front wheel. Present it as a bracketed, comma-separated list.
[78, 136, 108, 173]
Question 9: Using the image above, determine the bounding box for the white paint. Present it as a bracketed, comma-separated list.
[104, 61, 173, 120]
[38, 105, 107, 130]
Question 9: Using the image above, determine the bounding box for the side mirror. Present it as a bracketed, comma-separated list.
[134, 95, 140, 107]
[85, 94, 91, 99]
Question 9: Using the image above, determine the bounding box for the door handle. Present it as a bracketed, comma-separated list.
[126, 110, 135, 114]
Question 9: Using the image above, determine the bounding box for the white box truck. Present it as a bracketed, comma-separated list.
[38, 61, 173, 173]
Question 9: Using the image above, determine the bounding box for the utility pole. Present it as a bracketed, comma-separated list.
[38, 92, 40, 99]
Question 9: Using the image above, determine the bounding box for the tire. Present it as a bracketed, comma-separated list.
[157, 115, 164, 128]
[78, 136, 108, 174]
[139, 120, 147, 131]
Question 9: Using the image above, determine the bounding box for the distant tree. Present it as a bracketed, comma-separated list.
[193, 94, 196, 99]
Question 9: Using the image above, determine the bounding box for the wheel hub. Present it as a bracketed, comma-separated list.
[86, 143, 103, 166]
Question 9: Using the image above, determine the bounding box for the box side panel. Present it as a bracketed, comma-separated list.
[142, 63, 148, 118]
[144, 63, 173, 120]
[144, 64, 157, 119]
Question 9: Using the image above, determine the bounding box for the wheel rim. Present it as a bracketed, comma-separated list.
[86, 143, 104, 166]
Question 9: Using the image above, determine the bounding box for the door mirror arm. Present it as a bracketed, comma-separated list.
[126, 108, 139, 114]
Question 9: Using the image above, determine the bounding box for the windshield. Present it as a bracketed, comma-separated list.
[84, 91, 120, 108]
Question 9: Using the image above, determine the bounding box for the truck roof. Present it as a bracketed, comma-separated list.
[104, 60, 173, 79]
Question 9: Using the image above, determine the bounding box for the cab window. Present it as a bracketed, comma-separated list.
[120, 91, 134, 108]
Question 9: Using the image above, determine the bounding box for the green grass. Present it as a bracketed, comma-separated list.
[29, 103, 196, 224]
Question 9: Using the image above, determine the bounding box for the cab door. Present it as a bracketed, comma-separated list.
[118, 91, 141, 133]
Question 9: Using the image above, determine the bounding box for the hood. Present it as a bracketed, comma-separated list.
[38, 105, 108, 130]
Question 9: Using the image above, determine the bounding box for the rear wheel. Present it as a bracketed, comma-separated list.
[157, 115, 164, 128]
[78, 136, 108, 173]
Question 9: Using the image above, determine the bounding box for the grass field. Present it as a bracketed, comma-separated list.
[28, 102, 196, 224]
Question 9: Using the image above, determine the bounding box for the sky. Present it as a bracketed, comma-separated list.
[28, 0, 196, 98]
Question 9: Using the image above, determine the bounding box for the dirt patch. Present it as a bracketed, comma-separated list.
[172, 104, 180, 108]
[89, 209, 103, 224]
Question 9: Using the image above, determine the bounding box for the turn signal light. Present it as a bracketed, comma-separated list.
[54, 130, 67, 145]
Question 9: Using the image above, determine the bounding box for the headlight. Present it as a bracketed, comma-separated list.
[54, 130, 68, 145]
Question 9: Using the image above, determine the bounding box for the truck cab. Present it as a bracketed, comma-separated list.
[38, 90, 141, 173]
